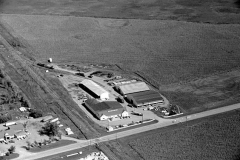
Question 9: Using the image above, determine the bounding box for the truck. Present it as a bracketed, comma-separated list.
[5, 122, 16, 127]
[50, 118, 59, 123]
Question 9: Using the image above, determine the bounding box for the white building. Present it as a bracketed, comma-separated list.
[115, 81, 150, 95]
[80, 79, 109, 100]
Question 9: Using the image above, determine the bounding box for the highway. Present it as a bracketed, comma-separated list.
[15, 102, 240, 160]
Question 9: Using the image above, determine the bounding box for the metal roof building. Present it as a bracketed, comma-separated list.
[80, 79, 109, 100]
[127, 90, 164, 107]
[115, 81, 150, 95]
[85, 99, 128, 120]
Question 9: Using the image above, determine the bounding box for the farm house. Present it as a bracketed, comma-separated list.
[84, 99, 128, 120]
[80, 79, 109, 100]
[127, 90, 164, 107]
[115, 81, 150, 95]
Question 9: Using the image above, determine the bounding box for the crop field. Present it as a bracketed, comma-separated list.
[2, 14, 240, 87]
[158, 70, 240, 113]
[0, 0, 240, 24]
[123, 110, 240, 160]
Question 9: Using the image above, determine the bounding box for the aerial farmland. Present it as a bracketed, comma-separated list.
[0, 0, 239, 159]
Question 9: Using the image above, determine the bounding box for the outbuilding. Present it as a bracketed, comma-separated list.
[84, 99, 128, 120]
[15, 131, 27, 140]
[127, 90, 164, 107]
[115, 82, 150, 95]
[80, 79, 109, 100]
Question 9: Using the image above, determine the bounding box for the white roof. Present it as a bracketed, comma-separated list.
[19, 107, 26, 112]
[118, 82, 150, 95]
[81, 79, 109, 96]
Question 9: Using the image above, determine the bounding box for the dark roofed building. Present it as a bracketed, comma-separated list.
[85, 99, 128, 120]
[127, 90, 164, 107]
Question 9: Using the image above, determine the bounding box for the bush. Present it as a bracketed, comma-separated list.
[29, 110, 43, 118]
[8, 146, 15, 154]
[5, 152, 10, 156]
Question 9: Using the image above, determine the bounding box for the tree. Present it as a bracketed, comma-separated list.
[8, 146, 15, 154]
[5, 152, 10, 156]
[29, 110, 43, 118]
[0, 115, 11, 123]
[23, 121, 28, 130]
[40, 122, 59, 137]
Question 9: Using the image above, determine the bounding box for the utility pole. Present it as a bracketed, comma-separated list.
[89, 139, 91, 151]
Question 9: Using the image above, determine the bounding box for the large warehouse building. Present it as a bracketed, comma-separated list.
[127, 90, 164, 107]
[115, 81, 150, 95]
[80, 79, 109, 100]
[84, 99, 128, 120]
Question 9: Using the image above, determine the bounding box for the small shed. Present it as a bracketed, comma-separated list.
[48, 58, 53, 63]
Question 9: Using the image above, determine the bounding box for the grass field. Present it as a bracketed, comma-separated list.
[110, 110, 240, 160]
[0, 0, 240, 24]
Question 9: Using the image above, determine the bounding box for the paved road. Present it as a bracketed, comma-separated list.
[15, 102, 240, 160]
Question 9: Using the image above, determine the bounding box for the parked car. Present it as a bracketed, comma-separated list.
[131, 111, 143, 116]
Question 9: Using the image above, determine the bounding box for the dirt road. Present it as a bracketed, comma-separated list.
[15, 102, 240, 160]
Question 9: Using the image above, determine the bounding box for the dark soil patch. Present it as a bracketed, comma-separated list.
[215, 7, 240, 14]
[173, 8, 194, 15]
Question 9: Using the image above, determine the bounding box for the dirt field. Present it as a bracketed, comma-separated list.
[0, 0, 240, 24]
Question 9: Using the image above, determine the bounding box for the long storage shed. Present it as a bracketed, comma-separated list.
[80, 79, 109, 100]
